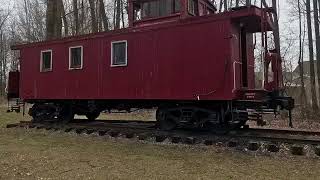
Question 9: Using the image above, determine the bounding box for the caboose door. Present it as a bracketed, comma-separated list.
[7, 71, 20, 99]
[240, 27, 248, 88]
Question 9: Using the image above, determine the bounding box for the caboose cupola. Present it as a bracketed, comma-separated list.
[128, 0, 217, 27]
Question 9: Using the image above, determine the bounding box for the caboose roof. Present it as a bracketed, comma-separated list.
[11, 6, 271, 50]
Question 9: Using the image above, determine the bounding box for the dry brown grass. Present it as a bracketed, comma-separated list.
[98, 109, 155, 121]
[1, 128, 320, 180]
[248, 109, 320, 131]
[1, 107, 320, 179]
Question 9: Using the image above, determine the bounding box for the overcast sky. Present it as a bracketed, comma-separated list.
[0, 0, 294, 48]
[0, 0, 293, 49]
[1, 0, 299, 69]
[0, 0, 290, 25]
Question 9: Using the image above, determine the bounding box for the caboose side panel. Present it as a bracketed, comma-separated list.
[19, 18, 234, 101]
[10, 5, 295, 131]
[20, 42, 101, 100]
[101, 19, 233, 100]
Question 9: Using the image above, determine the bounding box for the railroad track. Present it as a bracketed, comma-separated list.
[6, 120, 320, 157]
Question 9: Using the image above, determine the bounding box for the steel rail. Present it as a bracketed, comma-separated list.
[8, 120, 320, 146]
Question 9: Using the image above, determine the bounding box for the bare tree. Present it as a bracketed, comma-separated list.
[0, 11, 9, 30]
[246, 0, 251, 6]
[224, 0, 228, 11]
[0, 10, 11, 95]
[306, 0, 319, 110]
[272, 0, 281, 55]
[236, 0, 240, 7]
[46, 0, 62, 39]
[61, 0, 69, 36]
[219, 0, 223, 12]
[314, 0, 320, 106]
[80, 0, 85, 33]
[17, 0, 46, 42]
[0, 31, 7, 96]
[99, 0, 109, 31]
[298, 0, 307, 106]
[121, 0, 125, 28]
[88, 0, 98, 33]
[23, 0, 31, 41]
[73, 0, 80, 35]
[114, 0, 121, 29]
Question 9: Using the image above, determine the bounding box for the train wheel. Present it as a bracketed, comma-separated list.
[57, 105, 74, 123]
[225, 111, 248, 130]
[156, 108, 177, 131]
[29, 104, 55, 123]
[86, 112, 100, 121]
[236, 112, 249, 128]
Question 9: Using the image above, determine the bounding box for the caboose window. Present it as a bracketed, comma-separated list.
[40, 50, 52, 72]
[174, 0, 181, 13]
[140, 0, 180, 20]
[188, 0, 197, 15]
[111, 41, 127, 67]
[69, 46, 83, 70]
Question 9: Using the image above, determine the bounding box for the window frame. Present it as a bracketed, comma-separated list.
[199, 3, 206, 16]
[69, 46, 84, 70]
[40, 49, 53, 72]
[111, 40, 128, 67]
[173, 0, 181, 13]
[188, 0, 197, 16]
[140, 0, 180, 20]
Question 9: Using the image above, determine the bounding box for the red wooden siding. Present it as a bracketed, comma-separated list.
[15, 7, 266, 101]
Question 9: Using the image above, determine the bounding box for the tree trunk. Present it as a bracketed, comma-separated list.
[235, 0, 239, 7]
[46, 0, 62, 40]
[80, 0, 85, 34]
[95, 0, 101, 31]
[73, 0, 79, 35]
[314, 0, 320, 106]
[0, 31, 3, 96]
[23, 0, 31, 41]
[298, 0, 307, 106]
[55, 0, 62, 38]
[319, 0, 320, 15]
[2, 36, 6, 96]
[218, 0, 223, 12]
[223, 0, 228, 11]
[61, 0, 68, 36]
[88, 0, 98, 33]
[121, 0, 125, 28]
[272, 0, 281, 55]
[99, 0, 109, 31]
[306, 0, 319, 110]
[2, 37, 6, 96]
[45, 0, 54, 39]
[246, 0, 251, 6]
[0, 30, 6, 96]
[229, 0, 233, 8]
[115, 0, 121, 29]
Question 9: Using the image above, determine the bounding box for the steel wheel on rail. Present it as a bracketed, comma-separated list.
[29, 103, 56, 123]
[86, 112, 100, 121]
[57, 105, 75, 123]
[224, 111, 248, 130]
[156, 108, 177, 131]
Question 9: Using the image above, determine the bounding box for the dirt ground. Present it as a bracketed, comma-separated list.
[1, 107, 320, 179]
[250, 109, 320, 131]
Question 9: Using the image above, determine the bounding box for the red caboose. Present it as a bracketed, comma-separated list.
[9, 0, 294, 131]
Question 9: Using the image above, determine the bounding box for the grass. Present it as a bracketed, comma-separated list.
[0, 107, 320, 179]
